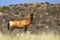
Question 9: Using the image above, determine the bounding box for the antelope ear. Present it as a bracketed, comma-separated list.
[31, 13, 33, 16]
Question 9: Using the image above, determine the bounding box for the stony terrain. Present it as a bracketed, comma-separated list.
[0, 2, 60, 34]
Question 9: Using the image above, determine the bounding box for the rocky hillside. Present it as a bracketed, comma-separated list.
[0, 2, 60, 34]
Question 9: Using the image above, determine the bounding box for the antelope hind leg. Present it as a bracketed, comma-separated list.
[9, 27, 15, 34]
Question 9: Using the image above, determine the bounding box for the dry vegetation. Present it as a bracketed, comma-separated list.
[0, 31, 60, 40]
[0, 2, 60, 40]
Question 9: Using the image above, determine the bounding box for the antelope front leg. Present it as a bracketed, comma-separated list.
[24, 26, 28, 33]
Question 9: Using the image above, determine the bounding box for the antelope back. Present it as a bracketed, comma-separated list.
[12, 19, 31, 28]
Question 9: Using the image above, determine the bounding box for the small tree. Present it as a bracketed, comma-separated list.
[45, 2, 49, 4]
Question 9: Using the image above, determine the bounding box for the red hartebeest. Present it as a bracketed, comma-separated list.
[7, 13, 34, 33]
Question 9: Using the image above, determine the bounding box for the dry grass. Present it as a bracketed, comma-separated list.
[0, 31, 60, 40]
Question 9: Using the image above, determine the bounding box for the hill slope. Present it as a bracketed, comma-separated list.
[0, 2, 60, 34]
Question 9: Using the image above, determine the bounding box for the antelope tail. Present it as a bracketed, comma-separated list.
[7, 22, 9, 30]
